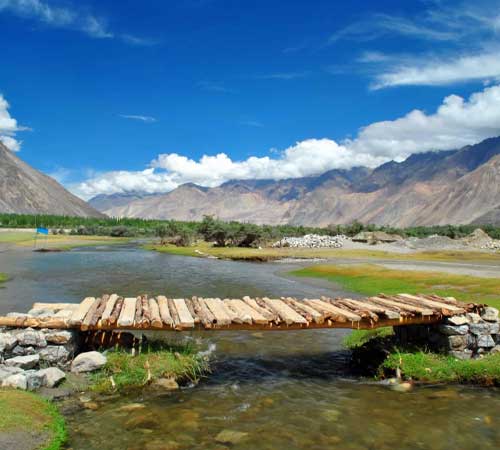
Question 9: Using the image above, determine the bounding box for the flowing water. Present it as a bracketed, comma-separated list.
[1, 245, 499, 450]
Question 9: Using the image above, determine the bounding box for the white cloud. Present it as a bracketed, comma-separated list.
[73, 84, 500, 199]
[372, 51, 500, 89]
[119, 114, 157, 123]
[0, 94, 26, 151]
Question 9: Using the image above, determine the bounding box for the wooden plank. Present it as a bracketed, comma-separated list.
[204, 298, 232, 326]
[308, 299, 362, 322]
[157, 296, 173, 327]
[192, 297, 216, 328]
[370, 296, 433, 316]
[243, 297, 277, 321]
[330, 298, 379, 321]
[32, 303, 79, 311]
[167, 298, 181, 329]
[134, 295, 143, 327]
[220, 298, 243, 324]
[233, 299, 275, 325]
[185, 298, 201, 324]
[108, 297, 124, 325]
[101, 294, 118, 326]
[173, 298, 195, 328]
[90, 295, 109, 327]
[284, 298, 323, 324]
[149, 298, 163, 328]
[69, 297, 96, 326]
[255, 298, 281, 322]
[81, 298, 101, 331]
[117, 297, 137, 327]
[396, 294, 464, 315]
[260, 298, 308, 325]
[140, 295, 151, 327]
[224, 299, 255, 324]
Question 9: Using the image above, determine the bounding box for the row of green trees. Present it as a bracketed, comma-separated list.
[1, 213, 499, 245]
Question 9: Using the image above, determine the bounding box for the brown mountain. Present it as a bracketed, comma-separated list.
[90, 137, 500, 226]
[0, 142, 104, 217]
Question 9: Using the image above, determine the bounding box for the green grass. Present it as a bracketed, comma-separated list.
[382, 351, 500, 385]
[90, 343, 210, 393]
[343, 327, 394, 349]
[146, 241, 500, 262]
[291, 264, 500, 309]
[0, 390, 67, 450]
[0, 273, 6, 285]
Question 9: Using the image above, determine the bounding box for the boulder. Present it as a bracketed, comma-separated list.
[470, 322, 499, 336]
[449, 349, 472, 360]
[0, 333, 18, 353]
[39, 345, 71, 365]
[446, 316, 469, 326]
[466, 313, 482, 324]
[37, 367, 66, 388]
[71, 351, 106, 373]
[2, 373, 28, 390]
[476, 335, 496, 348]
[481, 307, 499, 322]
[5, 354, 40, 369]
[13, 329, 47, 348]
[11, 345, 36, 356]
[490, 345, 500, 354]
[438, 324, 469, 335]
[447, 335, 468, 350]
[24, 370, 44, 390]
[0, 364, 23, 382]
[44, 330, 74, 345]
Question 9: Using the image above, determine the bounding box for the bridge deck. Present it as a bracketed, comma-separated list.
[0, 294, 478, 331]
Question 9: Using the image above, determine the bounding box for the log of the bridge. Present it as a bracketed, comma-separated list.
[306, 299, 353, 323]
[173, 299, 195, 328]
[395, 294, 464, 315]
[224, 300, 253, 324]
[101, 294, 118, 326]
[167, 298, 182, 329]
[185, 298, 201, 324]
[81, 298, 102, 331]
[192, 297, 217, 328]
[140, 295, 151, 328]
[157, 296, 173, 327]
[228, 299, 269, 325]
[244, 297, 277, 322]
[220, 298, 243, 324]
[320, 298, 363, 322]
[370, 296, 433, 316]
[90, 295, 109, 328]
[333, 299, 379, 321]
[118, 298, 137, 327]
[336, 298, 399, 320]
[283, 298, 324, 324]
[69, 297, 96, 326]
[256, 298, 281, 322]
[108, 296, 124, 325]
[32, 303, 79, 312]
[149, 298, 163, 328]
[204, 298, 232, 326]
[134, 296, 143, 327]
[261, 298, 308, 325]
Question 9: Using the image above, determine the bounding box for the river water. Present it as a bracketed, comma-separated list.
[0, 245, 499, 450]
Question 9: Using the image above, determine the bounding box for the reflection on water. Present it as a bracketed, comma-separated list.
[1, 246, 500, 449]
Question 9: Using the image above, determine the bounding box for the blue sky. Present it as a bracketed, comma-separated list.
[1, 0, 500, 198]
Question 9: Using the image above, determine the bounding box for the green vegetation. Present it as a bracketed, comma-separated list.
[0, 390, 67, 450]
[2, 212, 500, 241]
[291, 264, 500, 308]
[382, 351, 500, 385]
[90, 343, 210, 393]
[0, 273, 6, 285]
[343, 327, 394, 349]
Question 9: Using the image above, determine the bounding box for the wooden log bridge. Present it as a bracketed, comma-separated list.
[0, 294, 479, 331]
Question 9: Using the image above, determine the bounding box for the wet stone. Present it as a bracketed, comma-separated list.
[215, 430, 249, 445]
[152, 377, 179, 390]
[438, 324, 469, 335]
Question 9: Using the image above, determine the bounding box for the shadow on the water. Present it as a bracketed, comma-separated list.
[205, 350, 353, 384]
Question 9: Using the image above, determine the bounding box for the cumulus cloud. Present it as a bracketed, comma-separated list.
[73, 84, 500, 199]
[0, 94, 27, 151]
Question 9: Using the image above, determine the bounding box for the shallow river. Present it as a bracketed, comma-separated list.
[1, 245, 499, 450]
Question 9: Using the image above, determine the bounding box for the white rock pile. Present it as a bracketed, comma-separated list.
[272, 234, 347, 249]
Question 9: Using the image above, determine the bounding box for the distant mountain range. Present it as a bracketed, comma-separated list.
[0, 142, 104, 217]
[89, 136, 500, 226]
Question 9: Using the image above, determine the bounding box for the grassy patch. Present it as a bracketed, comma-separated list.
[382, 351, 500, 385]
[0, 232, 130, 249]
[0, 390, 67, 450]
[0, 273, 6, 285]
[343, 327, 394, 349]
[145, 241, 500, 263]
[90, 343, 209, 393]
[291, 264, 500, 309]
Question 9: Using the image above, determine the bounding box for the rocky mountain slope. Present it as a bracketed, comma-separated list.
[90, 137, 500, 226]
[0, 142, 105, 217]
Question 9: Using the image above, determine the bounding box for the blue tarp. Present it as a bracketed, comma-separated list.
[36, 227, 49, 235]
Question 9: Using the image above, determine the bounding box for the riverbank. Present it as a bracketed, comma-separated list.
[0, 390, 66, 450]
[146, 241, 500, 263]
[291, 263, 500, 309]
[0, 231, 131, 251]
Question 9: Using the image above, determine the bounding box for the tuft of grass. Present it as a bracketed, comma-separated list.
[89, 343, 210, 393]
[343, 327, 394, 349]
[0, 273, 6, 285]
[381, 351, 500, 385]
[145, 241, 500, 262]
[291, 264, 500, 309]
[0, 390, 67, 450]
